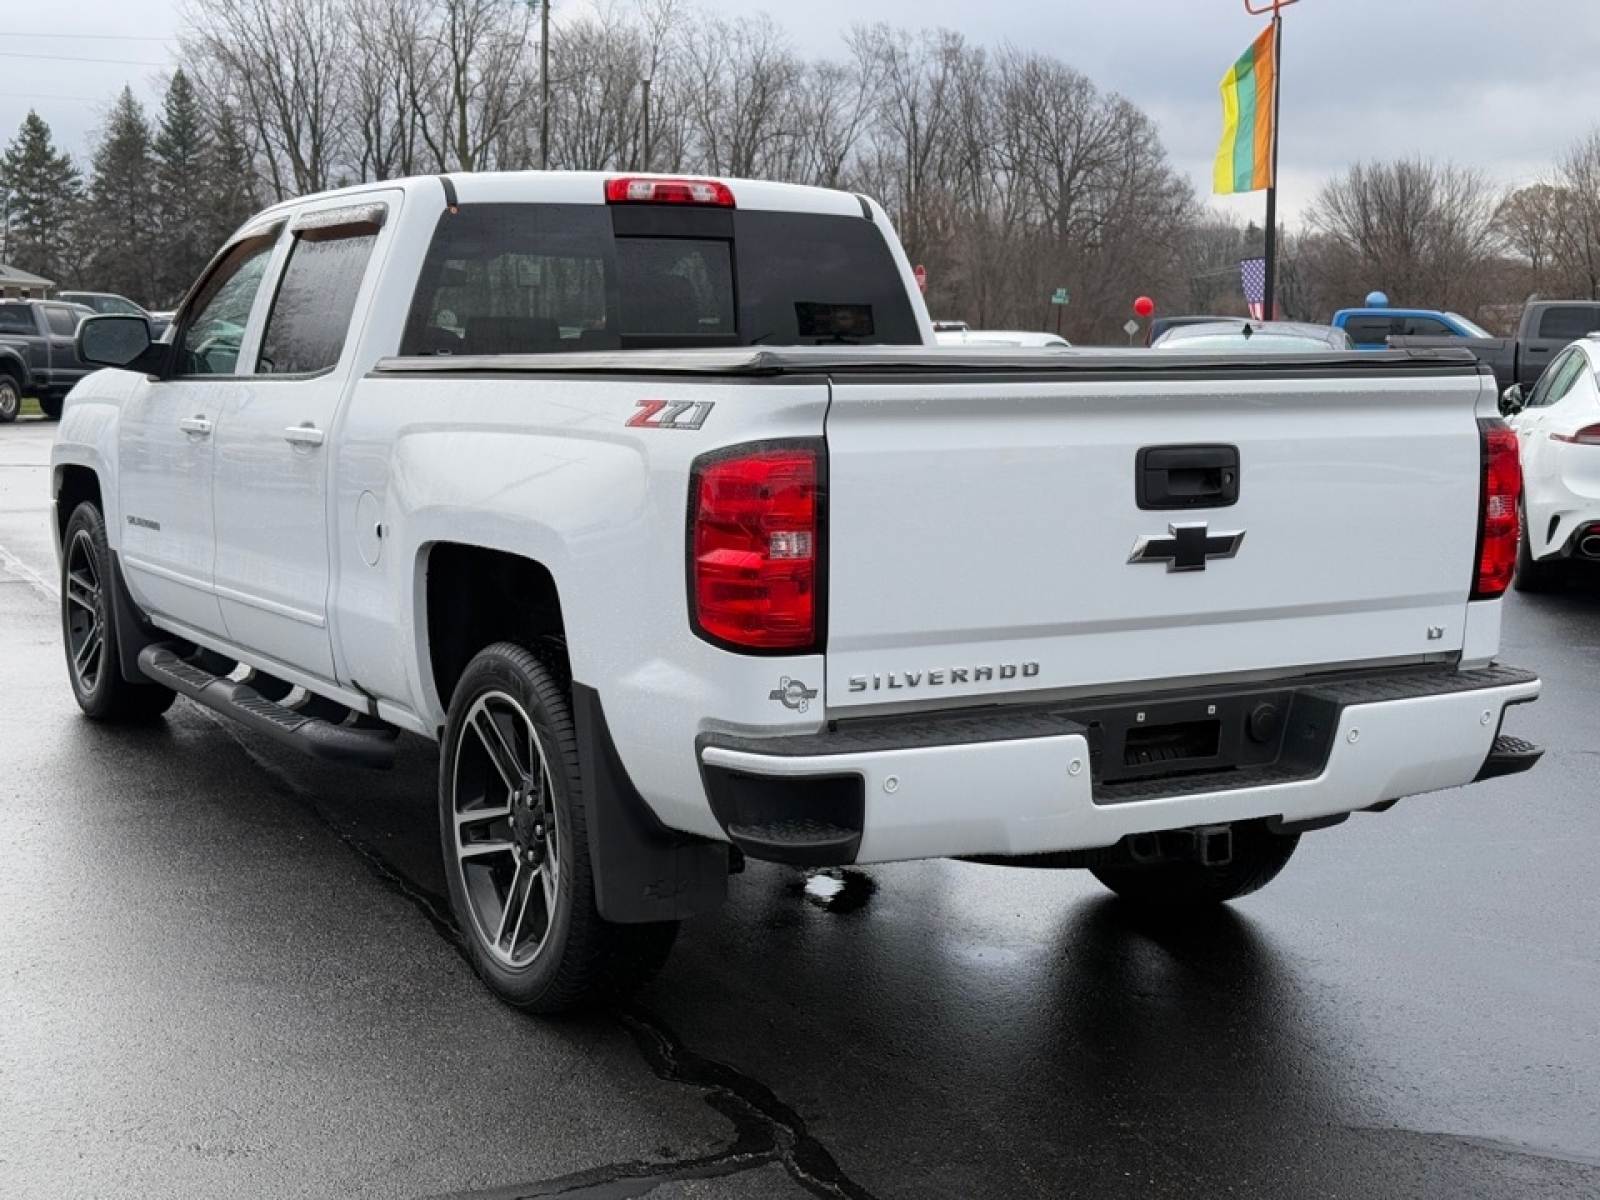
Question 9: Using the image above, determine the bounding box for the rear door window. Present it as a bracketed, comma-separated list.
[1536, 306, 1600, 341]
[42, 305, 80, 336]
[1341, 315, 1394, 347]
[1399, 315, 1452, 337]
[258, 209, 383, 376]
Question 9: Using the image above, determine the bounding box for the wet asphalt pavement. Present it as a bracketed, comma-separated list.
[2, 415, 1597, 1199]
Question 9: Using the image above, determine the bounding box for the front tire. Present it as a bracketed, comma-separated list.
[38, 394, 63, 421]
[60, 502, 177, 722]
[0, 376, 19, 423]
[1090, 821, 1299, 909]
[439, 641, 676, 1013]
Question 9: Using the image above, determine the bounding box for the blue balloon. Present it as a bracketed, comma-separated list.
[1365, 290, 1389, 308]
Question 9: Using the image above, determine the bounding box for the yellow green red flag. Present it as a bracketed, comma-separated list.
[1213, 24, 1276, 194]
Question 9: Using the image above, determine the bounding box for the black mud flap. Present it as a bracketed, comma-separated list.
[572, 683, 729, 924]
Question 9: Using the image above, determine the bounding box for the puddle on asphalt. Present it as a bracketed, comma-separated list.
[796, 868, 877, 914]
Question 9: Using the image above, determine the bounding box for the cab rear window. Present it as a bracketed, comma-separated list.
[399, 202, 919, 355]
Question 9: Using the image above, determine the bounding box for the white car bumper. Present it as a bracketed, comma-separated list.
[696, 666, 1540, 865]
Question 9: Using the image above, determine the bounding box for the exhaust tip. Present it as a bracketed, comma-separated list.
[1579, 532, 1600, 559]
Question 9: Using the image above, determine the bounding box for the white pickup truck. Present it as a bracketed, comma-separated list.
[52, 171, 1541, 1013]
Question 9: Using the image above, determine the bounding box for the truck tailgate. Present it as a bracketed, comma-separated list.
[822, 364, 1488, 711]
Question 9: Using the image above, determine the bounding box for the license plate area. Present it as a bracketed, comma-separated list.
[1069, 688, 1302, 786]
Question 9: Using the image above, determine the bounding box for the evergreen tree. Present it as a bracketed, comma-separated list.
[197, 105, 262, 255]
[0, 112, 82, 285]
[85, 87, 159, 304]
[152, 70, 214, 307]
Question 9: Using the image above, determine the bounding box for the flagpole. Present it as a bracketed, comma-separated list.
[1262, 9, 1283, 319]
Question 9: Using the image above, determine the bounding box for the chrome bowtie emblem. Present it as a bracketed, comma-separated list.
[1128, 523, 1246, 572]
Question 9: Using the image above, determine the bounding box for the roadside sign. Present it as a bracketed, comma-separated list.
[913, 264, 927, 292]
[1123, 319, 1140, 336]
[1051, 287, 1069, 305]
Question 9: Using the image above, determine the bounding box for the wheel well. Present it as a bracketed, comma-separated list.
[54, 467, 103, 544]
[426, 544, 566, 711]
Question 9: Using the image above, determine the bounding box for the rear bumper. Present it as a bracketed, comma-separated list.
[697, 665, 1541, 866]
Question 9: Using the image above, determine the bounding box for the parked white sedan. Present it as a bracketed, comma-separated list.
[1506, 333, 1600, 590]
[934, 329, 1071, 348]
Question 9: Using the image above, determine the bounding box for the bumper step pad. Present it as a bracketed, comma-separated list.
[1473, 733, 1543, 782]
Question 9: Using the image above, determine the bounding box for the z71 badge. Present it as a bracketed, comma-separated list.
[627, 400, 714, 430]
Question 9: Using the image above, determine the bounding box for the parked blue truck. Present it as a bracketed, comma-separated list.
[1330, 301, 1493, 350]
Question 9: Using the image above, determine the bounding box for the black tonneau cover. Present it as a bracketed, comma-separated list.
[373, 344, 1489, 381]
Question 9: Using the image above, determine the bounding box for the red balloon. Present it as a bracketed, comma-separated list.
[1133, 296, 1155, 318]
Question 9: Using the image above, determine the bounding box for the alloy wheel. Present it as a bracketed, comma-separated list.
[63, 528, 106, 695]
[449, 690, 563, 969]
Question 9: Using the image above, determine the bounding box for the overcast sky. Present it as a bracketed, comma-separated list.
[4, 0, 1599, 229]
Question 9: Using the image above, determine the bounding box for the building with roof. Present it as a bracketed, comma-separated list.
[0, 263, 54, 299]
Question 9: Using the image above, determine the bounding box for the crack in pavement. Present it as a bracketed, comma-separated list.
[422, 1005, 880, 1200]
[3, 504, 872, 1200]
[203, 714, 880, 1200]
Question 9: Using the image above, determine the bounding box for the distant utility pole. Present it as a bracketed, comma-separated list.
[641, 76, 652, 172]
[539, 0, 551, 169]
[525, 0, 551, 168]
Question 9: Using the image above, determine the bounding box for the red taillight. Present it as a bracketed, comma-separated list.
[691, 445, 822, 651]
[1550, 423, 1600, 445]
[1474, 418, 1522, 599]
[605, 176, 736, 207]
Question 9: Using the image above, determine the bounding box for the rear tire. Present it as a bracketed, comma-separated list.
[439, 641, 677, 1014]
[38, 394, 63, 421]
[0, 376, 19, 423]
[1090, 821, 1299, 909]
[1513, 503, 1564, 593]
[60, 502, 177, 722]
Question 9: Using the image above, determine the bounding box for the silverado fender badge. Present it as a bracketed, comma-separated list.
[1128, 523, 1245, 572]
[769, 677, 818, 713]
[627, 399, 714, 430]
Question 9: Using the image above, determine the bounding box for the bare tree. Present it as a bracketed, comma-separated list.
[1307, 158, 1502, 315]
[413, 0, 536, 172]
[1548, 133, 1600, 300]
[787, 51, 883, 189]
[675, 13, 801, 179]
[546, 9, 655, 170]
[347, 0, 434, 180]
[181, 0, 355, 198]
[1495, 184, 1561, 282]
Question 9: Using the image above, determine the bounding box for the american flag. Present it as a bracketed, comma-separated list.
[1240, 257, 1267, 320]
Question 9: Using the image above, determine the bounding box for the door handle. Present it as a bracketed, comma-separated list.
[283, 424, 326, 448]
[178, 415, 212, 437]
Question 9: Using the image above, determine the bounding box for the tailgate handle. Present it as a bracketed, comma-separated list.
[1137, 445, 1239, 510]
